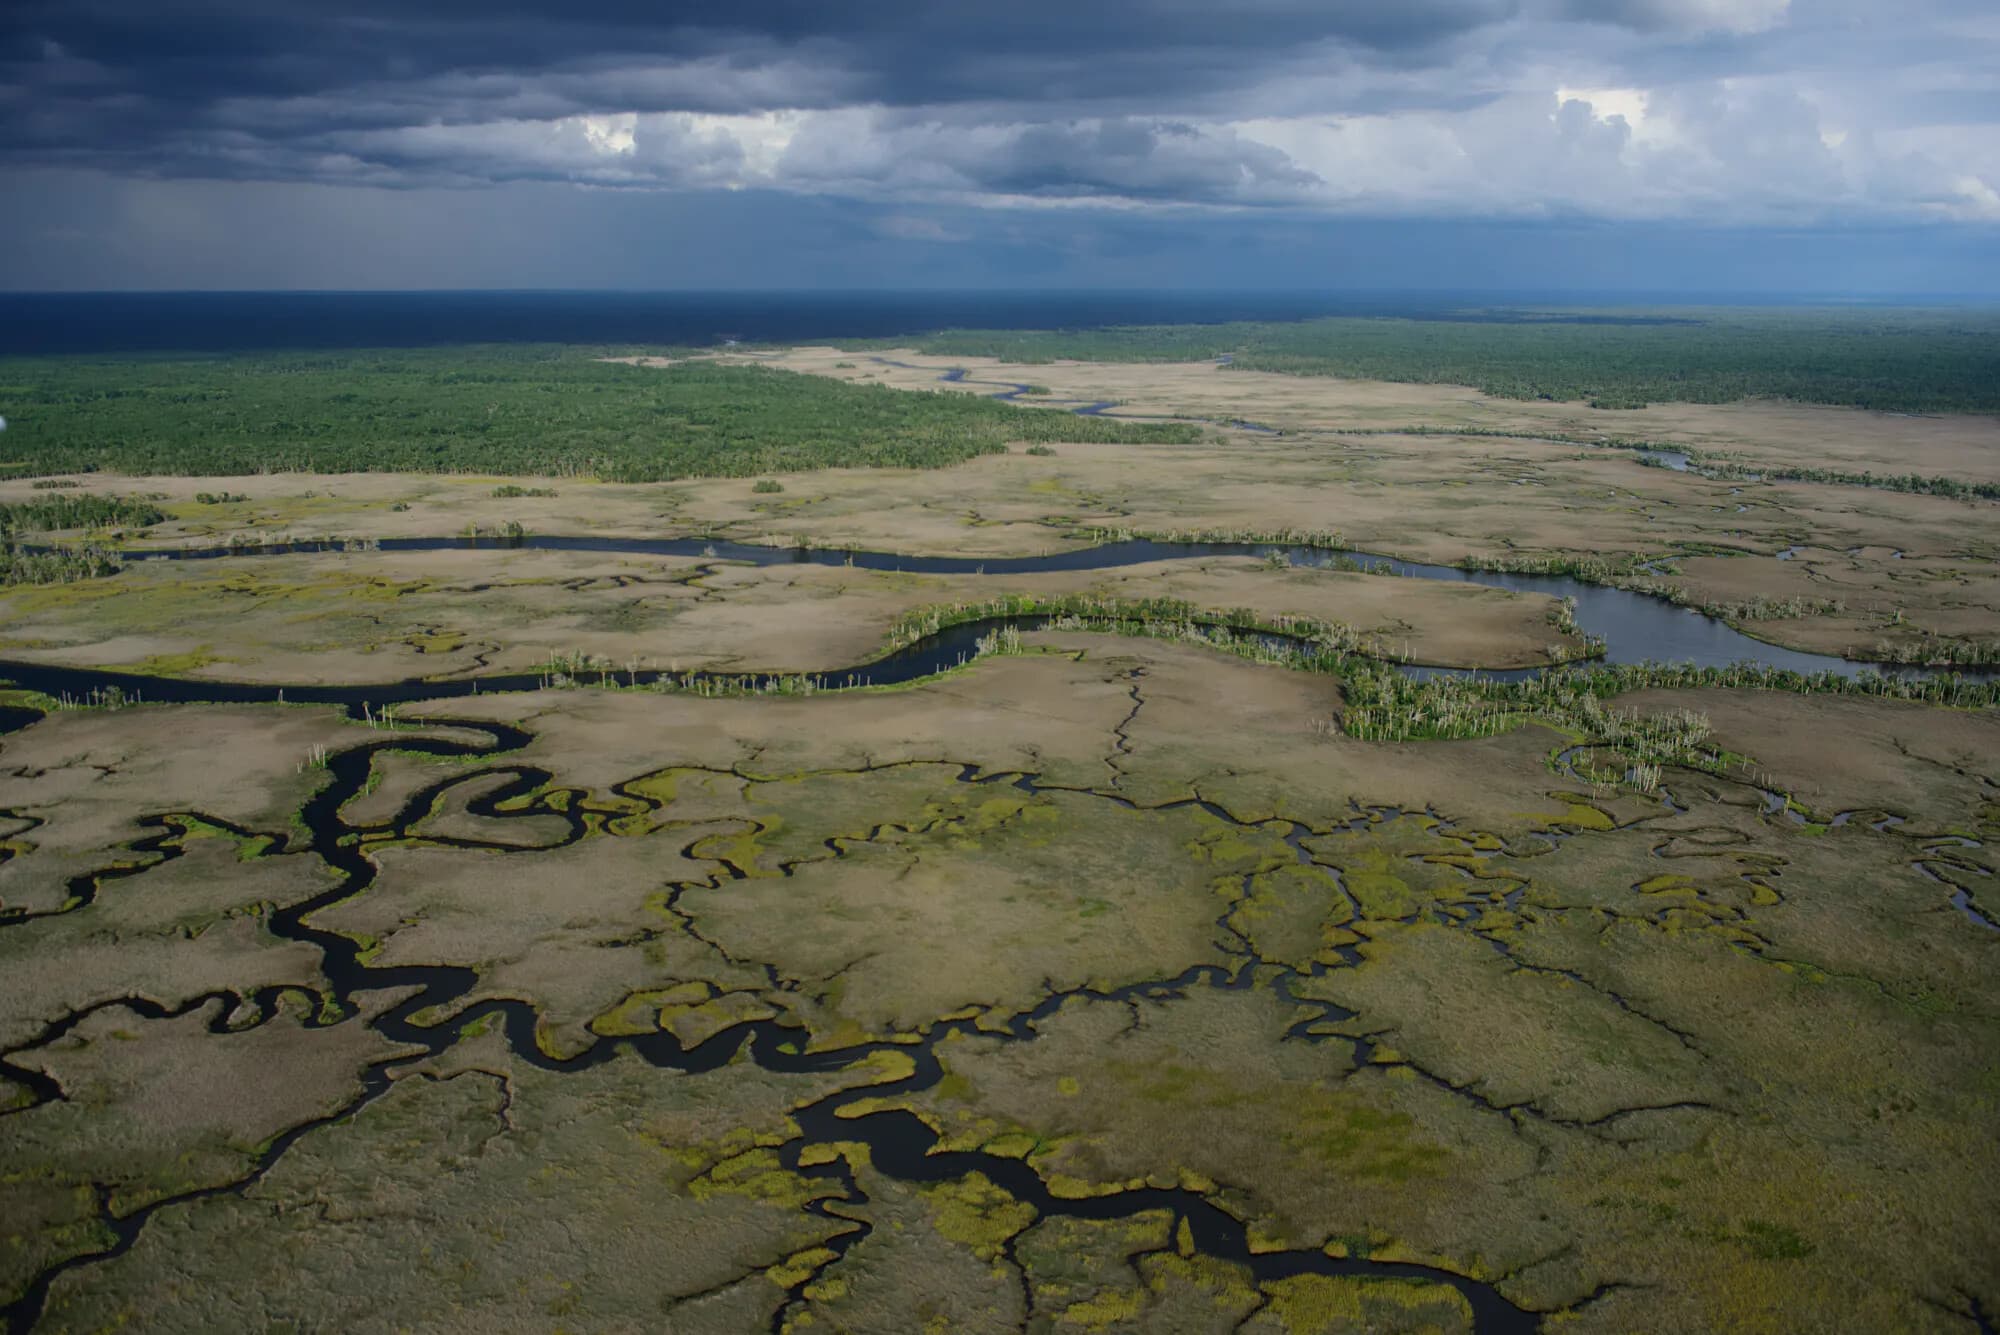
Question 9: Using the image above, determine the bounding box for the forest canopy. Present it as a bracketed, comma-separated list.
[0, 347, 1200, 481]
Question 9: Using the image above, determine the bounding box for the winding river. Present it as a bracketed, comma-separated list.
[11, 531, 1979, 709]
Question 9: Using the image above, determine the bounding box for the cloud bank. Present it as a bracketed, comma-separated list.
[4, 0, 1996, 226]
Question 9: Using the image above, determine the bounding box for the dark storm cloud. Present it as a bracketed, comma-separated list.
[0, 0, 1543, 189]
[4, 1, 1519, 103]
[2, 0, 1995, 230]
[768, 116, 1323, 207]
[2, 0, 1517, 142]
[962, 121, 1321, 201]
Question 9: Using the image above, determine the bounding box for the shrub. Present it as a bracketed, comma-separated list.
[0, 494, 165, 534]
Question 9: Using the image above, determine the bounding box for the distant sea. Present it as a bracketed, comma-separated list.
[0, 288, 1873, 358]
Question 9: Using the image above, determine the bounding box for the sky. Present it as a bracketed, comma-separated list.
[3, 0, 1997, 293]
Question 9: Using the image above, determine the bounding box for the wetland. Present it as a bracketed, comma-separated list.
[0, 328, 1996, 1333]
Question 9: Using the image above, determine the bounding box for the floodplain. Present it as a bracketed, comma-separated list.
[0, 334, 1996, 1334]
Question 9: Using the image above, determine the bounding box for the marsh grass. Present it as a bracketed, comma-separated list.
[1075, 524, 1347, 549]
[1699, 458, 2000, 501]
[1705, 595, 1846, 621]
[974, 624, 1024, 657]
[1552, 596, 1581, 636]
[647, 671, 830, 697]
[1344, 669, 1731, 790]
[1455, 550, 1650, 583]
[1867, 634, 2000, 666]
[528, 648, 835, 696]
[1340, 657, 2000, 792]
[1348, 425, 2000, 499]
[894, 594, 1998, 789]
[1345, 425, 1688, 457]
[1543, 596, 1608, 662]
[884, 593, 1398, 661]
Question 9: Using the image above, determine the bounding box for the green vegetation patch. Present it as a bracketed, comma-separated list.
[0, 494, 165, 586]
[0, 347, 1200, 481]
[0, 495, 165, 534]
[1252, 1272, 1474, 1334]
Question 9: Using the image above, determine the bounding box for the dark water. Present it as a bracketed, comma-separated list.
[0, 706, 42, 736]
[0, 290, 1704, 357]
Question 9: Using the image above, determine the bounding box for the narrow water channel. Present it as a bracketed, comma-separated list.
[0, 708, 1545, 1334]
[80, 532, 1997, 683]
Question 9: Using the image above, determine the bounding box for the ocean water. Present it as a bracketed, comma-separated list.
[0, 289, 1710, 357]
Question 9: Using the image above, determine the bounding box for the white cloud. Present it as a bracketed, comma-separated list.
[578, 115, 635, 155]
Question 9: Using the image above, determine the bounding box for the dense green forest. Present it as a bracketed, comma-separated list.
[0, 493, 165, 534]
[0, 495, 163, 586]
[842, 308, 2000, 412]
[0, 346, 1199, 480]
